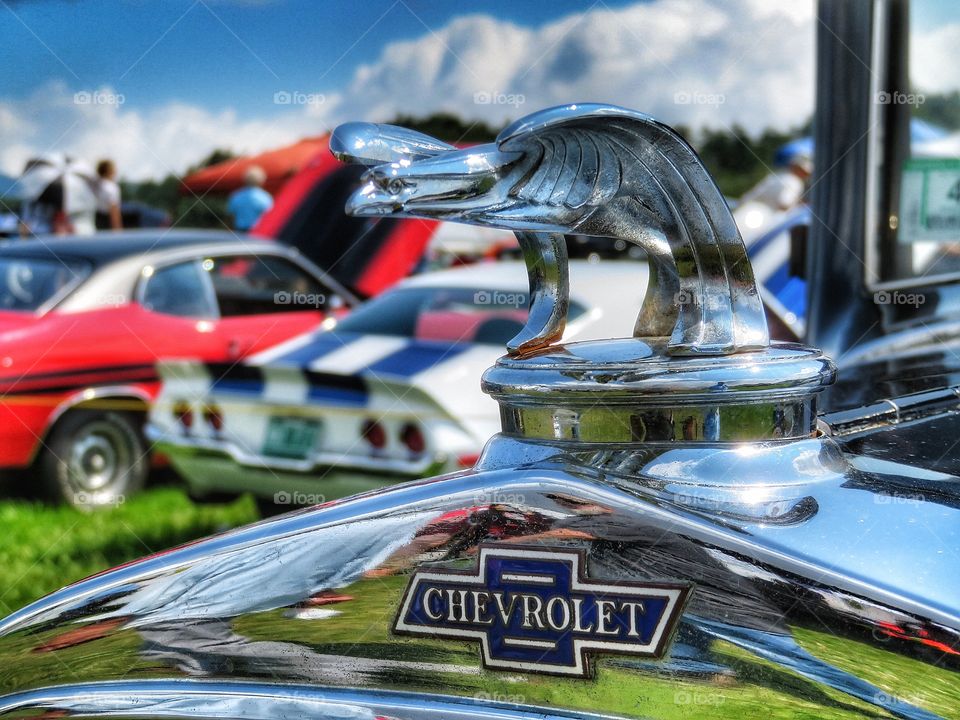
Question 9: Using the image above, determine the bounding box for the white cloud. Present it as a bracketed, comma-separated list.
[337, 0, 818, 134]
[2, 0, 824, 182]
[912, 22, 960, 93]
[0, 80, 335, 181]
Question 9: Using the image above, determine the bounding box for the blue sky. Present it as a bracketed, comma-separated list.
[2, 0, 641, 118]
[0, 0, 828, 179]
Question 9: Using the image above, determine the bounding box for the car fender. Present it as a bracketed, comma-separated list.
[40, 384, 153, 450]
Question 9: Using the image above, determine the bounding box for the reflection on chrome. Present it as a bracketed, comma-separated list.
[0, 451, 956, 718]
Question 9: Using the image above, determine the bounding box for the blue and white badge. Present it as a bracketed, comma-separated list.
[394, 544, 690, 677]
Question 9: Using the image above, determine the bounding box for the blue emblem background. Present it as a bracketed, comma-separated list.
[396, 545, 689, 674]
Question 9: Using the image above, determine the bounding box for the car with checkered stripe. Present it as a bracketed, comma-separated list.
[147, 260, 647, 510]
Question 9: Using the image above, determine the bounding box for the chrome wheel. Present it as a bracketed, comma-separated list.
[67, 420, 129, 494]
[41, 410, 148, 509]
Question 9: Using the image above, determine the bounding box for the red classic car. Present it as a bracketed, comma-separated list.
[0, 230, 356, 508]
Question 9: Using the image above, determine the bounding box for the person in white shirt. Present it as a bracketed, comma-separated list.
[94, 159, 122, 231]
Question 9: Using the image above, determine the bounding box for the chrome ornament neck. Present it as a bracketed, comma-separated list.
[332, 104, 837, 445]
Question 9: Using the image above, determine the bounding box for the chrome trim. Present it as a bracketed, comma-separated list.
[0, 681, 620, 720]
[863, 0, 886, 290]
[822, 386, 960, 437]
[837, 319, 960, 367]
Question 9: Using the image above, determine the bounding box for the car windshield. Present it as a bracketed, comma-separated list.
[0, 257, 90, 312]
[336, 285, 585, 345]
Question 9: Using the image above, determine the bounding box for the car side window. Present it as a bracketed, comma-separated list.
[336, 286, 588, 344]
[141, 261, 217, 318]
[205, 254, 333, 317]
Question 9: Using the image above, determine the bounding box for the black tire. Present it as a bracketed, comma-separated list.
[39, 410, 148, 510]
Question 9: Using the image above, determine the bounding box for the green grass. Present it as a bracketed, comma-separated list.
[0, 486, 257, 615]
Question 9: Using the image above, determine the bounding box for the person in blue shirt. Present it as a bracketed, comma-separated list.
[227, 165, 273, 232]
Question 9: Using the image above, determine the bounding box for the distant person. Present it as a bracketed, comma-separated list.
[739, 152, 813, 212]
[227, 165, 273, 232]
[95, 159, 123, 231]
[17, 159, 61, 237]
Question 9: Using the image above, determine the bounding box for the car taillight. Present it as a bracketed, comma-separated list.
[400, 422, 426, 455]
[173, 402, 193, 430]
[361, 419, 386, 450]
[457, 453, 480, 468]
[203, 405, 224, 431]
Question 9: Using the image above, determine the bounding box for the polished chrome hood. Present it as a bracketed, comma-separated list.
[0, 104, 957, 720]
[0, 442, 957, 719]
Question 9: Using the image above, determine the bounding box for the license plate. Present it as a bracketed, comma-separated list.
[262, 416, 321, 459]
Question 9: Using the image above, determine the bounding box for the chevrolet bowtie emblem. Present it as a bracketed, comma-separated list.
[394, 544, 691, 677]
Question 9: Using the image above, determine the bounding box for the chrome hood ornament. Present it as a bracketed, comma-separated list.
[333, 104, 835, 444]
[332, 103, 767, 356]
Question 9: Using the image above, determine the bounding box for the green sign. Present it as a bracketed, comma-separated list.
[899, 158, 960, 243]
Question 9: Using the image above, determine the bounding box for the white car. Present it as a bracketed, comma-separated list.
[147, 260, 646, 508]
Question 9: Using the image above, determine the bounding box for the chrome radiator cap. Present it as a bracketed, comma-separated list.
[483, 339, 836, 442]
